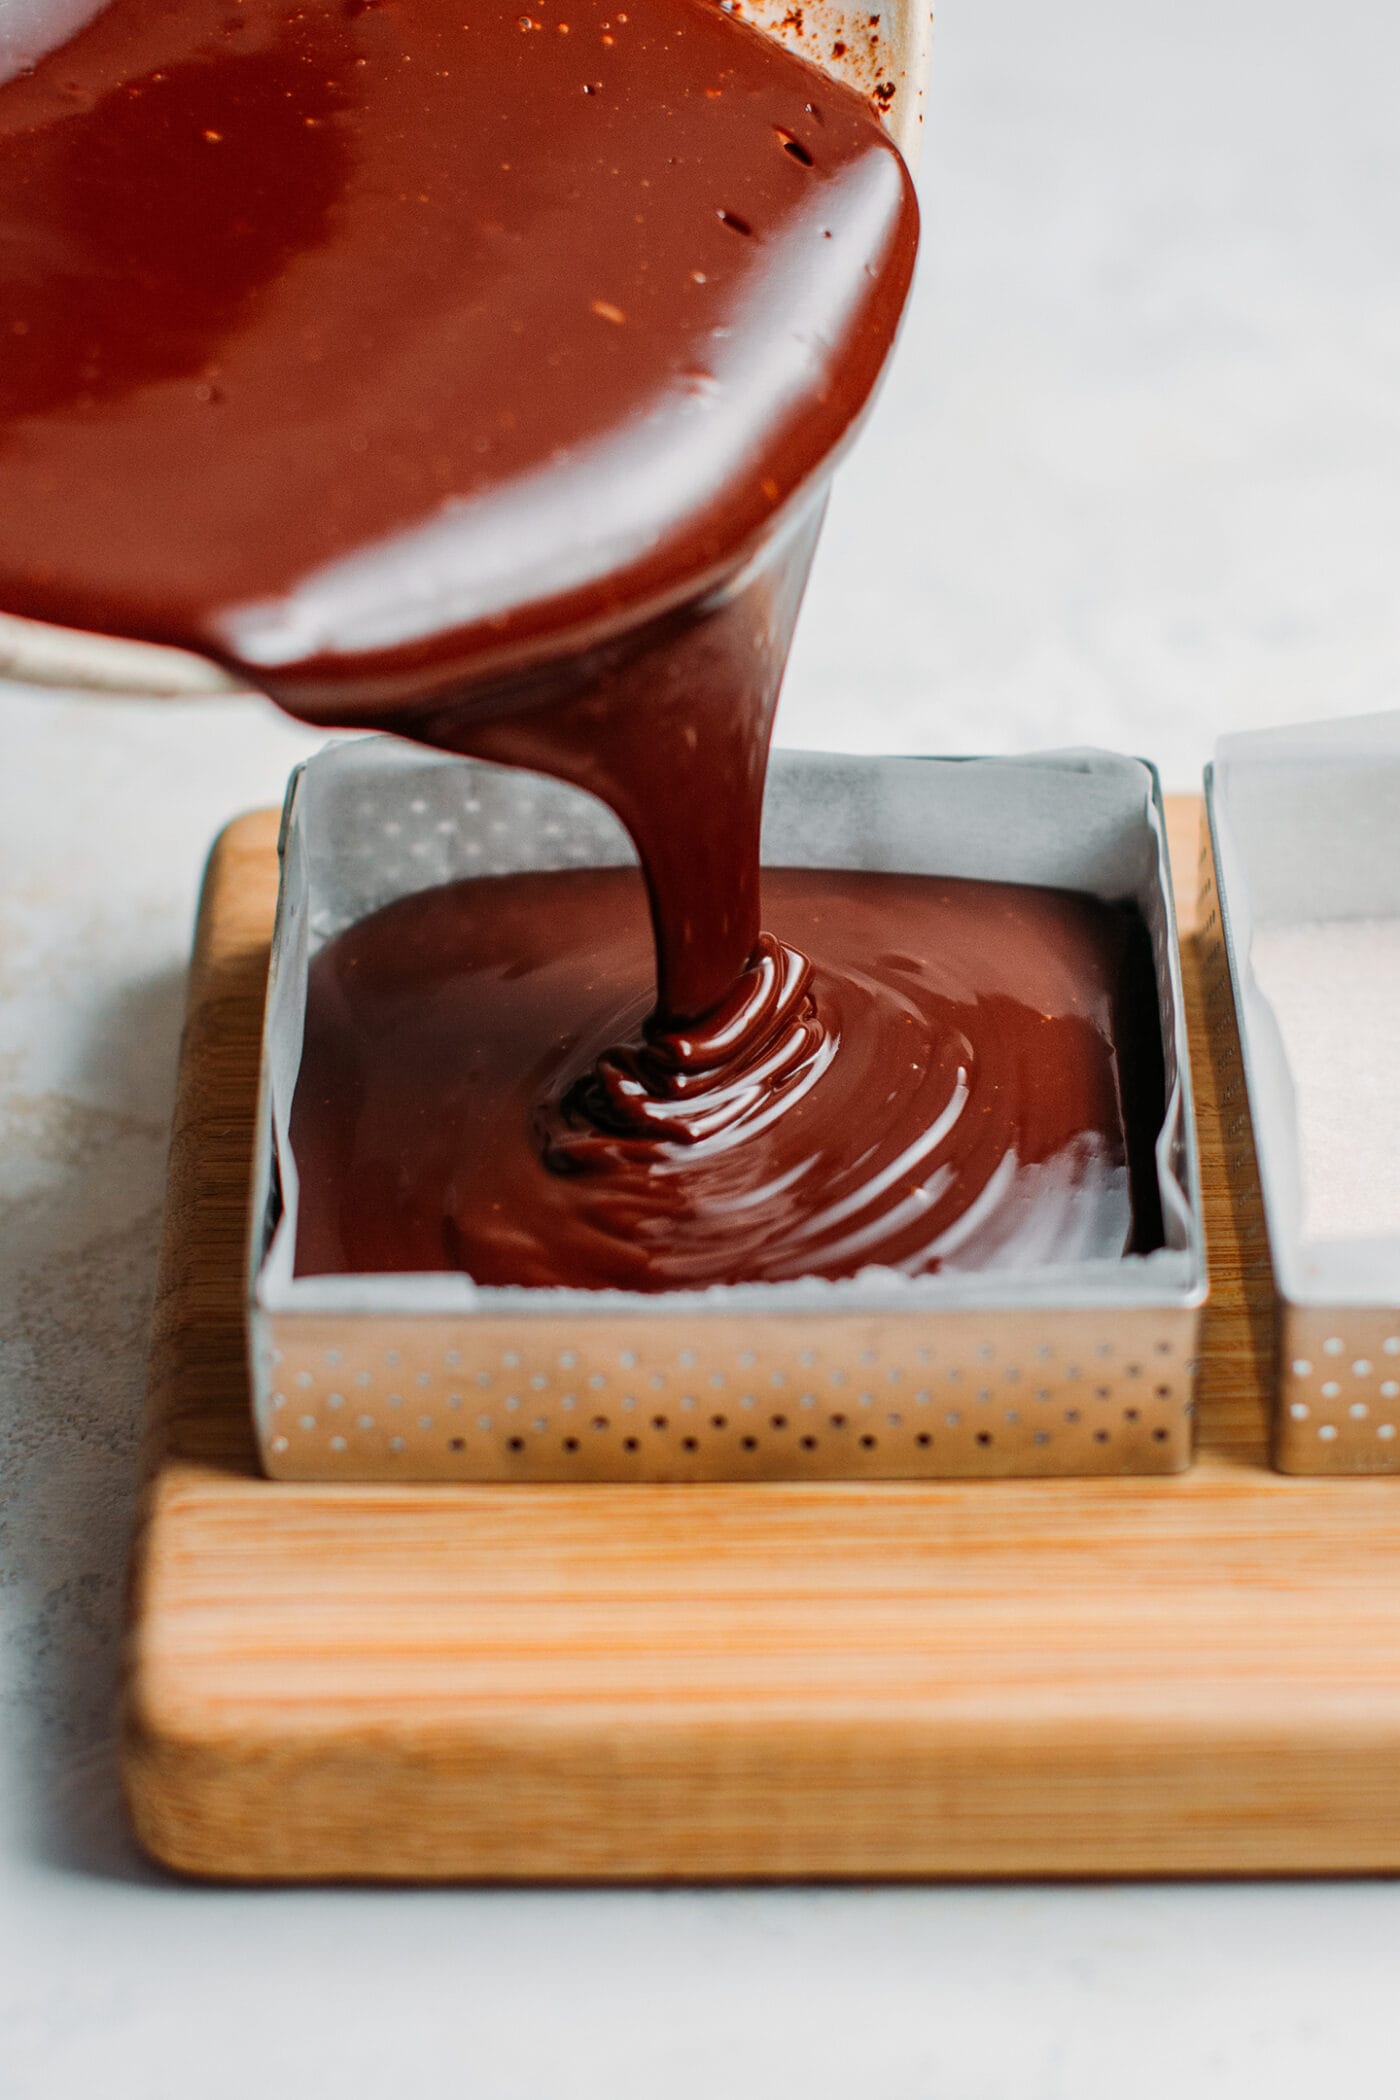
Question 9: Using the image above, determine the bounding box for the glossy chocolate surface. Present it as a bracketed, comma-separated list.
[291, 866, 1165, 1290]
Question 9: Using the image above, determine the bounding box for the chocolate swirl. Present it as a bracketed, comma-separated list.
[545, 933, 832, 1159]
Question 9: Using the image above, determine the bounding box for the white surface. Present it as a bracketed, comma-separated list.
[5, 0, 1400, 2089]
[1253, 920, 1400, 1244]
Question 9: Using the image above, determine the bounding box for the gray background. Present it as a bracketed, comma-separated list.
[4, 0, 1400, 2089]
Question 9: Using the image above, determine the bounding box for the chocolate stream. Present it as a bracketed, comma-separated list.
[1, 1, 1163, 1289]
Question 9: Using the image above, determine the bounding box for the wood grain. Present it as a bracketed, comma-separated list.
[122, 799, 1400, 1881]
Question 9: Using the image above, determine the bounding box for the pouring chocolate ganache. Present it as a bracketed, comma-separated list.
[0, 0, 1164, 1287]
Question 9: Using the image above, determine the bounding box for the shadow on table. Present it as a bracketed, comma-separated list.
[2, 962, 190, 1884]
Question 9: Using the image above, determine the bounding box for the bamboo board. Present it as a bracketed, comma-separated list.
[122, 798, 1400, 1882]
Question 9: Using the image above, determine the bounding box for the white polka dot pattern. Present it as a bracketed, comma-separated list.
[1275, 1319, 1400, 1473]
[253, 1313, 1197, 1480]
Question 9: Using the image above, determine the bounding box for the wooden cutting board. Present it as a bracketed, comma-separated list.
[122, 798, 1400, 1882]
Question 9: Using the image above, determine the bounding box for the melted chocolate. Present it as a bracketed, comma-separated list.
[0, 3, 1166, 1292]
[291, 867, 1165, 1290]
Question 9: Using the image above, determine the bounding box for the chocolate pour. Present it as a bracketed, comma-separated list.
[1, 0, 1164, 1287]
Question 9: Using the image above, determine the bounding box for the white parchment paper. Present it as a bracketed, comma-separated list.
[1210, 710, 1400, 1304]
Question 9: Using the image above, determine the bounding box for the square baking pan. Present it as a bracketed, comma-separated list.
[246, 737, 1206, 1480]
[1202, 712, 1400, 1473]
